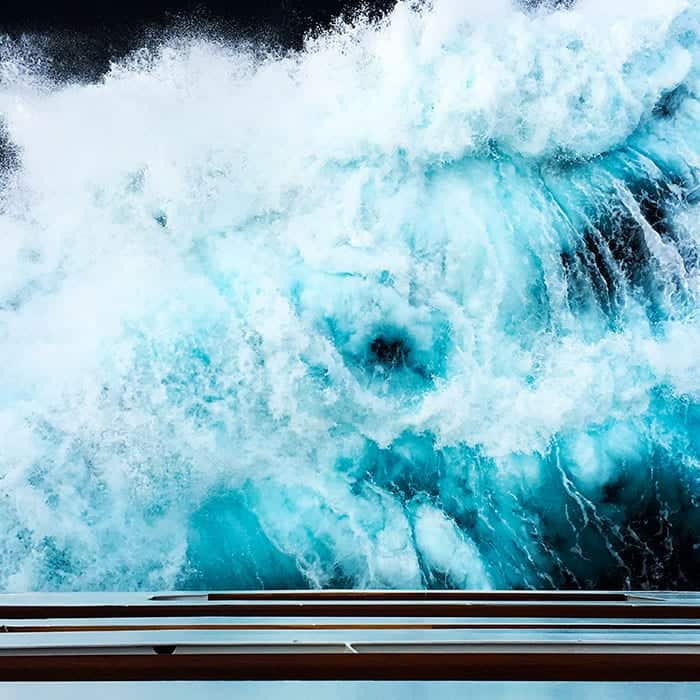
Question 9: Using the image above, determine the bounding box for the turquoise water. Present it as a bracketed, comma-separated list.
[1, 0, 700, 591]
[1, 683, 699, 700]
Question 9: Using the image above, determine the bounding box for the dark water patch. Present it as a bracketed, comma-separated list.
[369, 334, 411, 369]
[598, 206, 650, 290]
[653, 84, 690, 119]
[534, 427, 700, 589]
[323, 315, 450, 394]
[561, 174, 699, 320]
[561, 228, 622, 318]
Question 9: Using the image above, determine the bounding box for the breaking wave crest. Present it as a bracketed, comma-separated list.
[1, 0, 700, 590]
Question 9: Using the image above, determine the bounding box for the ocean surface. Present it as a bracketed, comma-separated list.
[1, 0, 700, 591]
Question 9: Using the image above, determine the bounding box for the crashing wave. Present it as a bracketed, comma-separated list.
[1, 0, 700, 590]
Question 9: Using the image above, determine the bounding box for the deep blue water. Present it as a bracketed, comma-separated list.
[1, 0, 700, 591]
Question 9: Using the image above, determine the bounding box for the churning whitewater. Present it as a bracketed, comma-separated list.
[1, 0, 700, 591]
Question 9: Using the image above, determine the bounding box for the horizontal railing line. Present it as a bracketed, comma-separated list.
[0, 651, 699, 681]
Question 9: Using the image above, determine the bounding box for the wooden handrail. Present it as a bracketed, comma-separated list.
[1, 591, 699, 681]
[0, 651, 698, 682]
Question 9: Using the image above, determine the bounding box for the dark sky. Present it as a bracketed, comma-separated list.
[5, 1, 404, 37]
[0, 0, 398, 80]
[0, 1, 567, 81]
